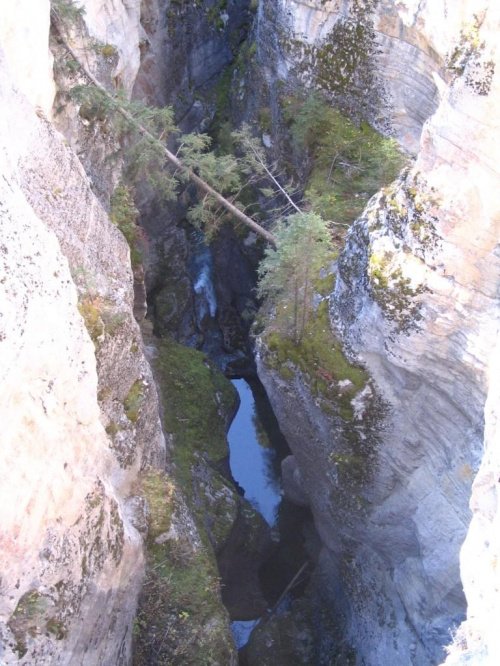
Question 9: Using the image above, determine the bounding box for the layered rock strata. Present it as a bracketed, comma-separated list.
[260, 0, 471, 153]
[0, 48, 164, 663]
[257, 1, 500, 663]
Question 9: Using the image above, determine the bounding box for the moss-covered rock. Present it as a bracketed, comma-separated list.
[245, 599, 315, 666]
[154, 337, 237, 487]
[262, 305, 368, 422]
[133, 469, 237, 666]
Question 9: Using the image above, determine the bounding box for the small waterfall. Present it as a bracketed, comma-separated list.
[188, 230, 218, 326]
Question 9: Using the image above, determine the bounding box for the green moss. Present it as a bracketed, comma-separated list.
[8, 591, 53, 657]
[368, 250, 426, 333]
[105, 422, 122, 438]
[134, 470, 234, 665]
[286, 93, 407, 226]
[314, 270, 337, 297]
[101, 308, 127, 335]
[110, 184, 143, 268]
[97, 386, 111, 402]
[264, 306, 368, 418]
[206, 0, 227, 30]
[78, 299, 103, 346]
[46, 618, 66, 640]
[100, 43, 117, 58]
[154, 338, 236, 491]
[123, 380, 143, 423]
[258, 106, 272, 133]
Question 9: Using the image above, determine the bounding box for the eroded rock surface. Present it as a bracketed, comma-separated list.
[257, 1, 500, 664]
[257, 0, 476, 153]
[0, 51, 164, 663]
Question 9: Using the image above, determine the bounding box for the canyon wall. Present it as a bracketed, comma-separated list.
[443, 341, 500, 664]
[1, 0, 499, 664]
[0, 1, 249, 663]
[264, 0, 474, 154]
[256, 0, 500, 663]
[0, 2, 166, 662]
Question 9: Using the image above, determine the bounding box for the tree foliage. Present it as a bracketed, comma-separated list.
[284, 92, 407, 223]
[257, 212, 333, 343]
[110, 184, 144, 267]
[50, 0, 85, 24]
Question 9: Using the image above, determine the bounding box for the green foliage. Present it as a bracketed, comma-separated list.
[50, 0, 85, 24]
[367, 250, 425, 333]
[133, 345, 238, 663]
[153, 338, 236, 491]
[8, 591, 62, 658]
[179, 134, 240, 192]
[287, 0, 383, 121]
[258, 212, 333, 342]
[179, 133, 244, 238]
[77, 299, 104, 346]
[264, 305, 368, 420]
[258, 107, 272, 133]
[446, 14, 495, 95]
[110, 184, 143, 267]
[206, 0, 228, 30]
[85, 39, 118, 58]
[135, 471, 234, 666]
[123, 380, 143, 423]
[211, 67, 234, 152]
[447, 15, 484, 75]
[288, 92, 407, 223]
[69, 85, 179, 203]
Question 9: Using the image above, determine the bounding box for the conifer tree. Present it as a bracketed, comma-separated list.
[257, 212, 333, 343]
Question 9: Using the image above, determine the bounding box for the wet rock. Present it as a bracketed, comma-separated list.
[281, 455, 309, 507]
[218, 501, 274, 620]
[244, 600, 315, 666]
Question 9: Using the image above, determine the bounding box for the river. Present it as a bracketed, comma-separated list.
[227, 377, 311, 652]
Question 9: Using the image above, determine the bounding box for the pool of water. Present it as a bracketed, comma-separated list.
[227, 378, 289, 526]
[226, 378, 313, 652]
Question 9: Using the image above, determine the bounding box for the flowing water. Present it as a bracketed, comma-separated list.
[188, 229, 218, 325]
[186, 229, 312, 654]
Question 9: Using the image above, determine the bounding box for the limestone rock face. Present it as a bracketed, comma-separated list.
[444, 343, 500, 664]
[264, 0, 471, 153]
[257, 1, 500, 664]
[0, 27, 165, 665]
[75, 0, 144, 95]
[0, 0, 242, 662]
[0, 0, 55, 113]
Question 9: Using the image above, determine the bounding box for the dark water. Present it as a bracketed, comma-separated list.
[186, 236, 312, 650]
[227, 378, 312, 650]
[227, 378, 289, 526]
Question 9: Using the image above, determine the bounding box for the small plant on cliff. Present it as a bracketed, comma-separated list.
[50, 0, 84, 24]
[110, 184, 144, 267]
[123, 380, 143, 423]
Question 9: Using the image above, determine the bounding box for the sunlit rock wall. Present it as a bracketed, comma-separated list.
[443, 341, 500, 665]
[0, 2, 166, 661]
[258, 1, 500, 664]
[270, 0, 462, 153]
[0, 0, 55, 113]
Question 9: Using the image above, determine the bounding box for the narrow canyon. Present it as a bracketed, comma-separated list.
[0, 1, 499, 665]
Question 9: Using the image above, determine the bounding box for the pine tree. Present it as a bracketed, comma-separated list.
[257, 212, 333, 343]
